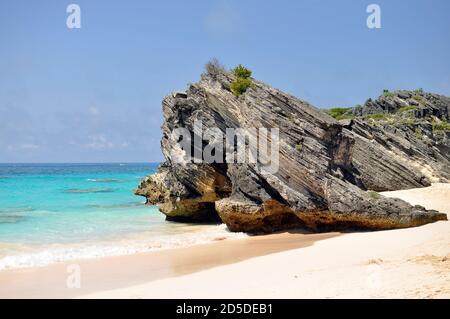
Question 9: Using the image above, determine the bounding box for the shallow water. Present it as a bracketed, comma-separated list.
[0, 163, 246, 269]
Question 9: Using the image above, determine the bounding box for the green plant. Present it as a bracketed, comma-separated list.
[230, 64, 253, 97]
[324, 107, 353, 120]
[398, 105, 416, 113]
[432, 119, 450, 132]
[295, 144, 303, 152]
[230, 77, 252, 97]
[402, 118, 415, 127]
[383, 90, 395, 98]
[413, 95, 423, 103]
[368, 191, 381, 199]
[415, 128, 423, 140]
[414, 88, 424, 94]
[232, 64, 252, 79]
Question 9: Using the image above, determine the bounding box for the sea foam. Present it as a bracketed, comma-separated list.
[0, 224, 248, 270]
[86, 179, 126, 183]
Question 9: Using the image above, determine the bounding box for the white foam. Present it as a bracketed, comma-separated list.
[0, 224, 248, 270]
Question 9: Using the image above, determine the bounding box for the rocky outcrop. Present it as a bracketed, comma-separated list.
[135, 163, 230, 222]
[136, 67, 448, 233]
[353, 90, 449, 119]
[346, 90, 450, 190]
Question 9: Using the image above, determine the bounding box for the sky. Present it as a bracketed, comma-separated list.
[0, 0, 449, 163]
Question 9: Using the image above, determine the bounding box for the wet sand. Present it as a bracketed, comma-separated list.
[0, 231, 338, 298]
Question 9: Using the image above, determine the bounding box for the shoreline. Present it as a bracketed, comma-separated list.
[0, 229, 338, 298]
[0, 223, 248, 271]
[0, 183, 448, 299]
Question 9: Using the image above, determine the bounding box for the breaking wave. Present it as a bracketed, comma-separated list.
[0, 224, 248, 270]
[86, 179, 126, 183]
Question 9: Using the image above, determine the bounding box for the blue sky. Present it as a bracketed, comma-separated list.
[0, 0, 449, 163]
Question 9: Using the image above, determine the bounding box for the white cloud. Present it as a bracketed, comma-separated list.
[85, 134, 114, 150]
[84, 134, 128, 150]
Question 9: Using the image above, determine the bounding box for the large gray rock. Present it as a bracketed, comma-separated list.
[135, 69, 448, 233]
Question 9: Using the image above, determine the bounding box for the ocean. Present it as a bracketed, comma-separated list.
[0, 163, 246, 270]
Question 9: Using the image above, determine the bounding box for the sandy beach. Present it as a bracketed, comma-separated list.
[2, 0, 449, 302]
[0, 184, 448, 299]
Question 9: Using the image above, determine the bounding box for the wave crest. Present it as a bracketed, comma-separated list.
[0, 224, 248, 270]
[86, 179, 126, 183]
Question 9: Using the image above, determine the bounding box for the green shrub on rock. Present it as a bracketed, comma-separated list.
[232, 64, 252, 78]
[230, 64, 253, 97]
[383, 90, 395, 98]
[324, 107, 353, 120]
[432, 119, 450, 132]
[415, 128, 424, 140]
[398, 105, 416, 113]
[230, 77, 252, 97]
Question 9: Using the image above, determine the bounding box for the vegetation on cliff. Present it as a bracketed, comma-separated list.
[230, 64, 253, 97]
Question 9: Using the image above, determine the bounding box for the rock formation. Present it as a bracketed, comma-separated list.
[136, 65, 449, 233]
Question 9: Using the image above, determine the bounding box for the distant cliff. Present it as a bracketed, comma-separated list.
[136, 65, 449, 233]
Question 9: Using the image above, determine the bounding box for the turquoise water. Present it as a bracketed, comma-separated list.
[0, 163, 245, 269]
[0, 163, 162, 244]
